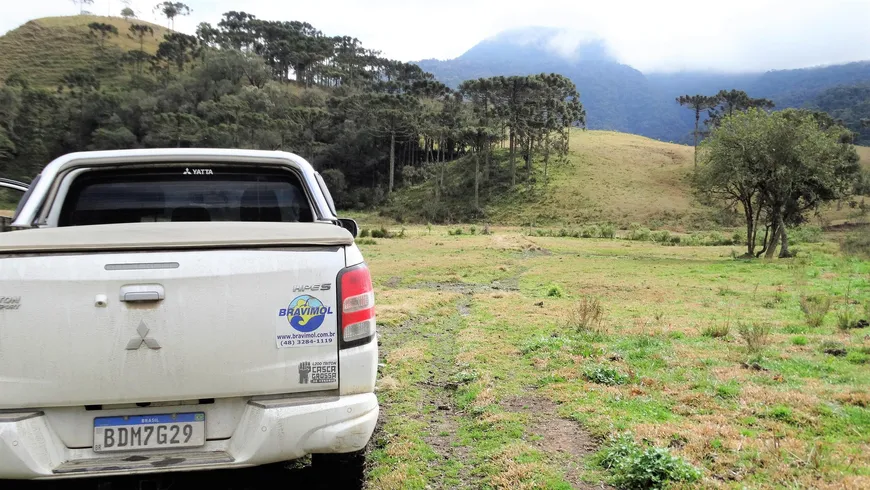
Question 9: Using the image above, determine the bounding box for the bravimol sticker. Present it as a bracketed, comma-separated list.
[276, 294, 337, 348]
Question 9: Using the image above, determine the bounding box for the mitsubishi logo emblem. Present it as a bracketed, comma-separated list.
[126, 320, 161, 350]
[182, 168, 192, 175]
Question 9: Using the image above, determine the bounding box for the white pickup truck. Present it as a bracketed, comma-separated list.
[0, 149, 378, 484]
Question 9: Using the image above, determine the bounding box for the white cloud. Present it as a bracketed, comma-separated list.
[3, 0, 870, 73]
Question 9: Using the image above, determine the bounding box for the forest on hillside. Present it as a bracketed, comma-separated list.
[0, 10, 584, 215]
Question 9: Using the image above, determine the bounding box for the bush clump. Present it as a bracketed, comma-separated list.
[841, 231, 870, 258]
[790, 225, 823, 244]
[599, 223, 616, 239]
[737, 323, 772, 353]
[628, 227, 652, 241]
[594, 433, 701, 489]
[567, 297, 605, 334]
[583, 365, 629, 386]
[371, 227, 393, 239]
[581, 225, 599, 238]
[546, 284, 564, 298]
[836, 307, 862, 330]
[651, 230, 671, 243]
[702, 323, 730, 338]
[800, 294, 832, 328]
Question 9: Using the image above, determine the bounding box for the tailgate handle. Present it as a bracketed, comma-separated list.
[120, 284, 165, 303]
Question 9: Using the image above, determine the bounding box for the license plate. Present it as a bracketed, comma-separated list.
[93, 413, 205, 453]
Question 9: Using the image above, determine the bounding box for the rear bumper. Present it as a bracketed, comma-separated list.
[0, 393, 378, 480]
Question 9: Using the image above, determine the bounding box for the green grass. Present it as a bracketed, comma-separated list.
[364, 223, 870, 488]
[0, 15, 168, 88]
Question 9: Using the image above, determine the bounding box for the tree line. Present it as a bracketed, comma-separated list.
[0, 9, 585, 215]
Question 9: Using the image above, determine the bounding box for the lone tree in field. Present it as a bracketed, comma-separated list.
[677, 94, 718, 167]
[154, 2, 191, 30]
[71, 0, 95, 15]
[121, 7, 137, 21]
[696, 108, 860, 258]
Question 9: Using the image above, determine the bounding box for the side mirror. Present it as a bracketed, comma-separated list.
[337, 218, 359, 238]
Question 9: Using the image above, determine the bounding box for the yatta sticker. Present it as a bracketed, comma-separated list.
[276, 295, 337, 348]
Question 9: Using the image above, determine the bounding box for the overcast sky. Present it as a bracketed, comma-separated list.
[4, 0, 870, 73]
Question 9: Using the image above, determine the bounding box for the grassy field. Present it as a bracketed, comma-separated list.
[385, 130, 870, 229]
[0, 15, 168, 88]
[359, 223, 869, 489]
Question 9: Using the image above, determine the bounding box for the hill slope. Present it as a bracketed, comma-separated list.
[386, 130, 870, 227]
[0, 15, 168, 87]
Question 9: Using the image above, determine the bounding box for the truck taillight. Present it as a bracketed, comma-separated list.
[338, 264, 375, 347]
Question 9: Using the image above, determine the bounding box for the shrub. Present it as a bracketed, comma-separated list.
[581, 225, 599, 238]
[359, 228, 371, 238]
[583, 365, 628, 385]
[791, 225, 823, 244]
[520, 335, 572, 355]
[371, 227, 393, 239]
[765, 404, 793, 422]
[680, 234, 702, 246]
[567, 297, 605, 333]
[715, 382, 740, 399]
[732, 230, 745, 245]
[448, 228, 464, 236]
[469, 225, 476, 235]
[651, 230, 671, 243]
[546, 284, 564, 298]
[737, 323, 772, 353]
[841, 231, 870, 258]
[820, 340, 847, 357]
[594, 433, 701, 489]
[800, 294, 832, 327]
[599, 223, 616, 239]
[836, 307, 861, 330]
[356, 238, 377, 245]
[704, 231, 731, 246]
[702, 323, 730, 338]
[628, 227, 652, 241]
[669, 235, 681, 245]
[791, 336, 808, 346]
[558, 228, 569, 237]
[846, 350, 869, 364]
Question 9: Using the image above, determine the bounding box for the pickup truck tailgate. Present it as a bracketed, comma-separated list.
[0, 223, 352, 409]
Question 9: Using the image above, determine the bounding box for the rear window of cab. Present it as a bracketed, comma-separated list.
[58, 166, 314, 227]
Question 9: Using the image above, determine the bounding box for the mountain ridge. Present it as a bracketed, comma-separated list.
[418, 29, 870, 143]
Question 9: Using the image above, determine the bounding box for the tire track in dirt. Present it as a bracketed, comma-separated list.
[501, 394, 614, 490]
[419, 297, 474, 489]
[369, 297, 478, 489]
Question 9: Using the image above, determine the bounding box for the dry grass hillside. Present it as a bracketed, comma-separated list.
[0, 15, 168, 87]
[490, 130, 698, 226]
[386, 129, 870, 229]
